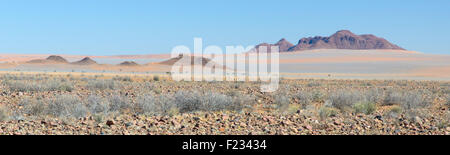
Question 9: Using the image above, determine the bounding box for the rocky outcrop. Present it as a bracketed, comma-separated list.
[159, 54, 211, 66]
[289, 30, 405, 51]
[119, 61, 140, 66]
[46, 55, 69, 63]
[27, 55, 69, 64]
[253, 30, 405, 52]
[71, 57, 97, 65]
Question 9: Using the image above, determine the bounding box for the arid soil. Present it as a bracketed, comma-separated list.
[0, 73, 449, 135]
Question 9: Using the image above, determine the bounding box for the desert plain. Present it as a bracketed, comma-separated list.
[0, 49, 449, 135]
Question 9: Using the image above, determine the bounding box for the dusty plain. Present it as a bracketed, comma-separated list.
[0, 49, 449, 135]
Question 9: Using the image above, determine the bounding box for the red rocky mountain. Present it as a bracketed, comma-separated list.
[253, 30, 405, 52]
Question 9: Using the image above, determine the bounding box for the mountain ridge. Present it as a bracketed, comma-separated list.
[254, 30, 405, 52]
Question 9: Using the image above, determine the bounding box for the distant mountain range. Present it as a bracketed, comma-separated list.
[158, 54, 211, 66]
[25, 55, 146, 66]
[26, 55, 70, 64]
[254, 30, 405, 52]
[119, 61, 140, 66]
[13, 30, 408, 66]
[27, 55, 99, 65]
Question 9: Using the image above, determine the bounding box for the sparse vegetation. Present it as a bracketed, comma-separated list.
[294, 91, 312, 109]
[3, 80, 73, 92]
[353, 101, 376, 115]
[311, 90, 325, 102]
[200, 92, 234, 111]
[86, 95, 110, 115]
[318, 106, 338, 120]
[0, 73, 448, 135]
[0, 106, 9, 122]
[401, 90, 432, 110]
[174, 91, 202, 113]
[274, 95, 290, 112]
[446, 95, 450, 108]
[172, 91, 250, 114]
[135, 93, 176, 115]
[153, 75, 160, 81]
[364, 88, 382, 103]
[329, 90, 364, 111]
[385, 105, 402, 119]
[21, 97, 47, 117]
[108, 95, 130, 113]
[383, 90, 403, 106]
[113, 76, 132, 82]
[87, 79, 116, 90]
[47, 95, 87, 118]
[383, 90, 432, 109]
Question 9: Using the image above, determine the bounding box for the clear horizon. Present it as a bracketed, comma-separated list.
[1, 0, 449, 55]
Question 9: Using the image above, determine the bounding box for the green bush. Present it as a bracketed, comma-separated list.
[353, 102, 376, 115]
[153, 75, 160, 81]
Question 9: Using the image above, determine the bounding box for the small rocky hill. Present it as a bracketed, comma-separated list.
[71, 57, 97, 65]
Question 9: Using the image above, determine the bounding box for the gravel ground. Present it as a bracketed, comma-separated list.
[0, 73, 449, 135]
[1, 110, 449, 135]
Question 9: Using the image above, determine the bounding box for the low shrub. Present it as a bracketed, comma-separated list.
[113, 76, 132, 82]
[86, 95, 110, 115]
[318, 106, 338, 120]
[135, 94, 176, 115]
[174, 91, 202, 113]
[294, 91, 312, 109]
[0, 106, 9, 122]
[329, 90, 364, 111]
[446, 95, 450, 108]
[4, 80, 73, 92]
[108, 95, 130, 113]
[311, 91, 325, 102]
[87, 79, 116, 90]
[274, 95, 290, 112]
[47, 95, 87, 118]
[21, 97, 47, 117]
[383, 90, 432, 109]
[383, 90, 403, 106]
[153, 75, 160, 81]
[401, 91, 431, 110]
[353, 101, 376, 115]
[385, 105, 402, 119]
[364, 88, 382, 104]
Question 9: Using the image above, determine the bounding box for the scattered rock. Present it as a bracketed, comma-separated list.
[193, 117, 200, 121]
[375, 115, 383, 121]
[106, 120, 114, 126]
[219, 127, 225, 132]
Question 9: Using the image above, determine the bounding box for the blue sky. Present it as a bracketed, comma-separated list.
[0, 0, 449, 55]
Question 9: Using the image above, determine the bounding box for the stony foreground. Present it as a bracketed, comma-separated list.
[1, 110, 449, 135]
[0, 73, 449, 135]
